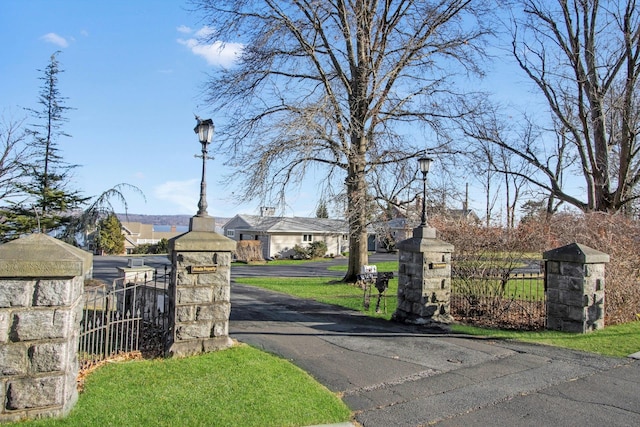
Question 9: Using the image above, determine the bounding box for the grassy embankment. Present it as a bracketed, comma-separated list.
[14, 345, 351, 427]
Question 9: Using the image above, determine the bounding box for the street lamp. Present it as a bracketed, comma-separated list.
[194, 116, 214, 217]
[418, 156, 433, 227]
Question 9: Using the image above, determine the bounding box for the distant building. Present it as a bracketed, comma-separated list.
[120, 222, 182, 254]
[223, 213, 350, 259]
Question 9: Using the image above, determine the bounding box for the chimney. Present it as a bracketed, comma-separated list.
[260, 207, 275, 217]
[463, 183, 469, 211]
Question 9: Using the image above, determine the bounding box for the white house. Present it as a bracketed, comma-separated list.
[223, 214, 349, 259]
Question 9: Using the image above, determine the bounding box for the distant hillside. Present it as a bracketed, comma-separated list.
[116, 214, 230, 228]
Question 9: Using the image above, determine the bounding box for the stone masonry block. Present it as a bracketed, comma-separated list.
[11, 310, 69, 341]
[0, 280, 35, 308]
[176, 306, 194, 322]
[211, 321, 228, 337]
[399, 252, 413, 263]
[197, 272, 228, 287]
[34, 279, 73, 307]
[212, 285, 230, 302]
[561, 321, 585, 333]
[560, 290, 587, 307]
[175, 322, 213, 341]
[30, 343, 66, 373]
[560, 263, 583, 278]
[6, 376, 63, 410]
[179, 252, 217, 266]
[0, 310, 8, 344]
[196, 303, 230, 321]
[176, 287, 213, 305]
[1, 343, 28, 376]
[546, 317, 562, 330]
[176, 270, 196, 287]
[567, 306, 586, 322]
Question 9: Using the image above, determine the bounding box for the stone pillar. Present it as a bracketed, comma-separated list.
[0, 234, 90, 423]
[166, 216, 236, 357]
[393, 226, 454, 326]
[543, 243, 609, 333]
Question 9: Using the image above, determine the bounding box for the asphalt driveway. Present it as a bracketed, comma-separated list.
[229, 283, 640, 426]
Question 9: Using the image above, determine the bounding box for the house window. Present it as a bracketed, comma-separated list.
[226, 229, 235, 238]
[303, 234, 313, 242]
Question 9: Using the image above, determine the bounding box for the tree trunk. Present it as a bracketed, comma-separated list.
[343, 153, 369, 282]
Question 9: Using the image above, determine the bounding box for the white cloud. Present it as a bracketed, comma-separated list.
[177, 26, 243, 68]
[195, 26, 214, 38]
[41, 32, 69, 48]
[154, 179, 199, 214]
[177, 25, 192, 34]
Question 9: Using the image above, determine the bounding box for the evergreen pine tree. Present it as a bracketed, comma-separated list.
[96, 214, 125, 255]
[0, 52, 88, 240]
[316, 200, 329, 218]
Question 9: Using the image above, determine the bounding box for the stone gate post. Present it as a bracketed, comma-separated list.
[166, 216, 236, 357]
[0, 234, 90, 423]
[393, 226, 454, 326]
[543, 243, 609, 333]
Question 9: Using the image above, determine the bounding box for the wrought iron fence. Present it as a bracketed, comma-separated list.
[78, 266, 170, 369]
[451, 272, 546, 330]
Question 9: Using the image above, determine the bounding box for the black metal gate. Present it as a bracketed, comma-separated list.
[78, 266, 170, 369]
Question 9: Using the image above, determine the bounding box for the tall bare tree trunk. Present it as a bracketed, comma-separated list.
[344, 147, 369, 282]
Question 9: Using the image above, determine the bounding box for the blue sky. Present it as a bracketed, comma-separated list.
[0, 0, 318, 217]
[1, 1, 569, 222]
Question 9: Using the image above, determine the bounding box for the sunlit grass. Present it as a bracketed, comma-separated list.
[455, 322, 640, 358]
[328, 260, 398, 272]
[235, 276, 399, 319]
[235, 277, 640, 358]
[18, 345, 351, 427]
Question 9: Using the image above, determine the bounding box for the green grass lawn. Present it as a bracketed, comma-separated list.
[236, 276, 399, 319]
[18, 345, 351, 427]
[234, 276, 640, 358]
[233, 258, 324, 266]
[327, 260, 397, 272]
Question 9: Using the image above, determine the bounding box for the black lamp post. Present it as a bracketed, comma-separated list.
[418, 156, 433, 227]
[194, 117, 214, 217]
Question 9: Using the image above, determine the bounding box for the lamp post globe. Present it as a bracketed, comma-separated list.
[418, 156, 433, 227]
[194, 117, 215, 217]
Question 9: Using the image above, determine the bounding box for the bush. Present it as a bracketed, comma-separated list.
[292, 241, 328, 259]
[430, 212, 640, 325]
[235, 240, 264, 262]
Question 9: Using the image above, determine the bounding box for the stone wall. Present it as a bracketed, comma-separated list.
[393, 226, 454, 326]
[167, 224, 236, 357]
[0, 234, 90, 423]
[544, 243, 609, 333]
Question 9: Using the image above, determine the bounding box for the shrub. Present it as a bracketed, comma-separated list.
[235, 240, 264, 262]
[431, 212, 640, 325]
[292, 241, 328, 259]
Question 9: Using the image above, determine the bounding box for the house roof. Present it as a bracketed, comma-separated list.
[225, 215, 348, 234]
[121, 222, 153, 238]
[120, 221, 182, 246]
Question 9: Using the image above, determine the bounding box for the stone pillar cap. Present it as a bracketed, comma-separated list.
[169, 231, 237, 252]
[0, 233, 93, 277]
[543, 242, 609, 264]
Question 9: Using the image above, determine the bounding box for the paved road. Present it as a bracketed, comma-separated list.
[230, 284, 640, 426]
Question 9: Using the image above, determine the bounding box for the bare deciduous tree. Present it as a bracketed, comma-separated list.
[508, 0, 640, 212]
[0, 113, 29, 201]
[194, 0, 492, 280]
